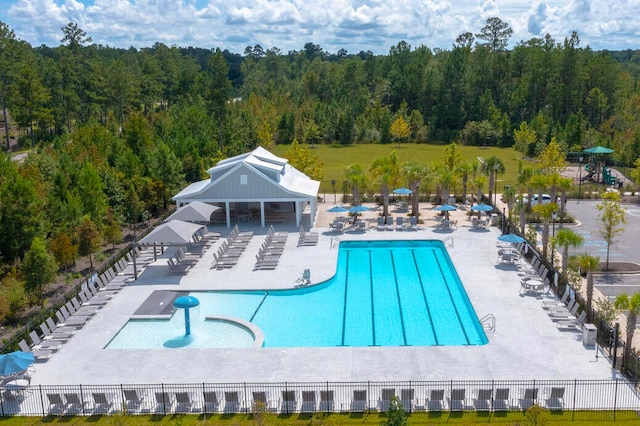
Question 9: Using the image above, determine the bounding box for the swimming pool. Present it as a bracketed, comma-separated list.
[106, 240, 488, 349]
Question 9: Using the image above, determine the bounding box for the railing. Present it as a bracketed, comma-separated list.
[442, 236, 454, 248]
[479, 313, 496, 333]
[330, 236, 341, 248]
[1, 379, 638, 416]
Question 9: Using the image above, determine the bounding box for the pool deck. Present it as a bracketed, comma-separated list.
[31, 204, 622, 385]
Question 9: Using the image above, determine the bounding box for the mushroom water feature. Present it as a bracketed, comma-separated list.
[174, 295, 200, 336]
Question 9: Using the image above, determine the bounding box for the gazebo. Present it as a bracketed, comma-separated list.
[172, 147, 320, 228]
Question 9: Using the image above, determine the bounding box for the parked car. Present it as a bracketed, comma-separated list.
[522, 194, 559, 205]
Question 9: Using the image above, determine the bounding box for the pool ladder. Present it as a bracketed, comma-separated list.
[443, 236, 454, 248]
[330, 236, 341, 248]
[480, 313, 496, 333]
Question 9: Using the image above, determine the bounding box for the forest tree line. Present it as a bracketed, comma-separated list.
[1, 17, 640, 321]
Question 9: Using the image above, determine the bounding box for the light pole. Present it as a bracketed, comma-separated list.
[494, 164, 499, 207]
[551, 211, 557, 266]
[578, 156, 583, 203]
[331, 179, 336, 204]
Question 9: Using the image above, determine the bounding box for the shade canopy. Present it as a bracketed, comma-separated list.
[138, 220, 206, 245]
[0, 351, 34, 376]
[471, 203, 493, 212]
[582, 146, 614, 154]
[434, 204, 457, 211]
[498, 233, 526, 244]
[393, 187, 413, 195]
[349, 205, 370, 213]
[165, 201, 220, 223]
[327, 205, 349, 213]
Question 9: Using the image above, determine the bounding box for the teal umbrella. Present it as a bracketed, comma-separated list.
[0, 351, 35, 376]
[393, 187, 413, 195]
[582, 146, 614, 154]
[498, 234, 525, 244]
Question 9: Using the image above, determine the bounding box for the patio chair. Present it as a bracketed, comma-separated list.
[123, 389, 146, 411]
[379, 388, 395, 411]
[426, 389, 445, 411]
[400, 388, 415, 412]
[519, 388, 538, 410]
[29, 330, 62, 351]
[64, 392, 89, 414]
[377, 216, 386, 231]
[351, 390, 368, 412]
[46, 393, 67, 414]
[44, 317, 76, 338]
[493, 388, 510, 411]
[395, 216, 404, 231]
[541, 286, 571, 309]
[18, 339, 52, 361]
[409, 216, 418, 231]
[174, 392, 194, 412]
[473, 389, 492, 411]
[203, 391, 221, 413]
[556, 311, 587, 331]
[319, 390, 334, 412]
[154, 391, 174, 413]
[449, 388, 466, 411]
[548, 301, 579, 321]
[92, 392, 117, 414]
[301, 390, 318, 412]
[252, 391, 277, 412]
[544, 387, 565, 411]
[223, 391, 242, 413]
[281, 390, 297, 413]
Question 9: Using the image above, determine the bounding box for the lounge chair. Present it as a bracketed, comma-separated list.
[474, 389, 492, 411]
[519, 388, 538, 410]
[123, 389, 146, 411]
[203, 391, 221, 413]
[400, 388, 415, 412]
[379, 388, 395, 411]
[251, 391, 276, 412]
[395, 216, 404, 231]
[493, 388, 510, 411]
[301, 390, 318, 412]
[175, 392, 193, 412]
[44, 317, 76, 337]
[542, 286, 571, 309]
[18, 339, 51, 361]
[319, 390, 334, 412]
[544, 387, 565, 411]
[351, 390, 368, 412]
[281, 390, 297, 413]
[409, 216, 418, 231]
[224, 391, 242, 413]
[29, 330, 62, 351]
[556, 311, 587, 331]
[46, 393, 67, 414]
[296, 269, 311, 286]
[92, 392, 116, 414]
[64, 392, 89, 414]
[548, 301, 579, 321]
[449, 388, 466, 411]
[426, 389, 445, 411]
[376, 216, 386, 231]
[154, 391, 174, 413]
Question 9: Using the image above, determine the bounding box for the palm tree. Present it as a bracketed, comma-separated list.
[402, 161, 430, 217]
[532, 203, 557, 259]
[344, 163, 367, 206]
[554, 228, 585, 275]
[434, 162, 456, 205]
[481, 156, 505, 206]
[614, 293, 640, 350]
[577, 253, 600, 316]
[370, 157, 394, 217]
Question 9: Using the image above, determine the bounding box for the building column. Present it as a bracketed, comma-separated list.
[225, 202, 231, 228]
[260, 201, 265, 228]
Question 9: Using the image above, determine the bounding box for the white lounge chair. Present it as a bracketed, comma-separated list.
[18, 339, 51, 361]
[301, 390, 318, 413]
[542, 287, 571, 309]
[557, 311, 587, 331]
[379, 388, 395, 411]
[29, 330, 62, 351]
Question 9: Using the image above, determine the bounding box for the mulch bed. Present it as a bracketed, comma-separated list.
[599, 262, 640, 273]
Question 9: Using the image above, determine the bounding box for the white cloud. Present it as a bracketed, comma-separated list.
[2, 0, 639, 53]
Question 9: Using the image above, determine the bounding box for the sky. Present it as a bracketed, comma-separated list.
[1, 0, 639, 55]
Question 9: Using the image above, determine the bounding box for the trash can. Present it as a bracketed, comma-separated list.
[490, 213, 499, 226]
[583, 323, 597, 346]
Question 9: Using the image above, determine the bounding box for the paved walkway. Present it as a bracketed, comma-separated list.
[31, 202, 621, 385]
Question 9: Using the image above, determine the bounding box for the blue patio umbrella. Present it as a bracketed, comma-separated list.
[393, 187, 413, 195]
[0, 351, 35, 376]
[327, 205, 349, 213]
[435, 204, 456, 219]
[498, 233, 525, 244]
[471, 203, 493, 212]
[348, 205, 370, 213]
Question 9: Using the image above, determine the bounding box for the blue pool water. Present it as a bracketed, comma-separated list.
[107, 240, 488, 349]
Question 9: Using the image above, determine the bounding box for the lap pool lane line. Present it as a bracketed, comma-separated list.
[340, 251, 350, 346]
[368, 250, 376, 346]
[389, 251, 408, 346]
[433, 250, 471, 345]
[410, 250, 440, 346]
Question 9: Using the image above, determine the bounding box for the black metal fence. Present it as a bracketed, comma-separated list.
[1, 379, 639, 417]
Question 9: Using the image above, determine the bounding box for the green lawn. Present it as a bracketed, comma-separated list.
[6, 411, 639, 425]
[271, 143, 532, 194]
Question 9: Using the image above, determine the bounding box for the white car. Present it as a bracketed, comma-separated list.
[522, 194, 559, 205]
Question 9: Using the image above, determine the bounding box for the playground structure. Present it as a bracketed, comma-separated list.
[579, 147, 624, 188]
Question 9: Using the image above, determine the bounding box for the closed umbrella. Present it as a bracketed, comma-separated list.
[0, 351, 35, 376]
